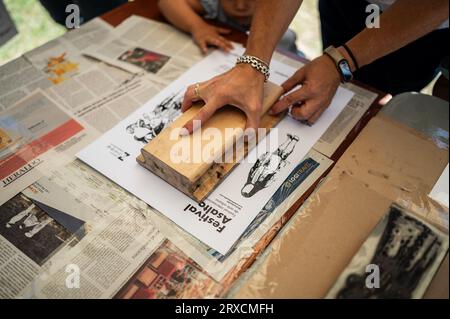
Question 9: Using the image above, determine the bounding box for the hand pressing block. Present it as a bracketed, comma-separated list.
[137, 81, 284, 202]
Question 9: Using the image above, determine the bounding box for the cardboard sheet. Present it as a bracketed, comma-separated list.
[231, 114, 449, 298]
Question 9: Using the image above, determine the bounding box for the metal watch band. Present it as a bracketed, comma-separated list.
[324, 46, 353, 83]
[236, 55, 270, 82]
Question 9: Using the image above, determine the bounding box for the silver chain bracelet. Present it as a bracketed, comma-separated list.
[236, 55, 270, 82]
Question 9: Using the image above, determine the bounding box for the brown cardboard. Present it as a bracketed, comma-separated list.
[232, 114, 449, 298]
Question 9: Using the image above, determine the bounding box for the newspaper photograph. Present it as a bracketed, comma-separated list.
[327, 205, 449, 299]
[0, 190, 86, 298]
[115, 240, 224, 299]
[0, 90, 94, 206]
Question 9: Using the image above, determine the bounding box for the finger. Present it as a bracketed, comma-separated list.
[182, 86, 194, 112]
[216, 27, 232, 35]
[182, 85, 196, 112]
[209, 37, 232, 52]
[281, 67, 306, 93]
[181, 101, 218, 135]
[219, 36, 234, 49]
[306, 105, 328, 125]
[269, 87, 310, 114]
[195, 38, 209, 54]
[290, 100, 322, 121]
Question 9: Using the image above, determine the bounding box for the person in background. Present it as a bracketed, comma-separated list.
[180, 0, 449, 134]
[39, 0, 127, 27]
[158, 0, 300, 54]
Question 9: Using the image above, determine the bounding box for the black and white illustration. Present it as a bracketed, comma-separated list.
[0, 194, 78, 265]
[126, 93, 183, 144]
[241, 134, 299, 198]
[327, 205, 449, 299]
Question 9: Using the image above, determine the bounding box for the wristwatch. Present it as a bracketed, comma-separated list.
[324, 46, 353, 83]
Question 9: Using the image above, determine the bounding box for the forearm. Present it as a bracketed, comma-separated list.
[345, 0, 449, 70]
[158, 0, 206, 33]
[245, 0, 303, 63]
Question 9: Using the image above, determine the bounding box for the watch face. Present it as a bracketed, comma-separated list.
[339, 60, 353, 82]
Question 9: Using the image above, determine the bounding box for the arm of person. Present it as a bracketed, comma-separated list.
[271, 0, 449, 124]
[181, 0, 303, 134]
[158, 0, 233, 53]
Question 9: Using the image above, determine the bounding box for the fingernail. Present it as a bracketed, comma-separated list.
[179, 127, 189, 136]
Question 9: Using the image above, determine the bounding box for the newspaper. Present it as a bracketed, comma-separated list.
[0, 90, 95, 206]
[115, 239, 224, 299]
[314, 83, 379, 157]
[77, 48, 354, 255]
[83, 16, 203, 84]
[0, 159, 166, 298]
[0, 0, 16, 46]
[0, 57, 53, 110]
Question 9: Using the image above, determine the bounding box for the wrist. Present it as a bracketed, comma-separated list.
[321, 54, 342, 82]
[234, 63, 266, 82]
[189, 20, 208, 34]
[337, 46, 357, 72]
[237, 54, 270, 82]
[244, 47, 272, 66]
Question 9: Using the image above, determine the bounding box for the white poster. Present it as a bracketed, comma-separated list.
[78, 49, 354, 254]
[429, 164, 449, 209]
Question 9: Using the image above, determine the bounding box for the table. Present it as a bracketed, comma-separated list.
[100, 0, 388, 298]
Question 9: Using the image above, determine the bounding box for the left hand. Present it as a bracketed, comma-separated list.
[269, 54, 341, 124]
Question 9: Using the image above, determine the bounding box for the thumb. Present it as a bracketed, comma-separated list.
[181, 101, 218, 135]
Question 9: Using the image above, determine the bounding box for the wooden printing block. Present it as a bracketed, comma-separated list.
[138, 81, 284, 202]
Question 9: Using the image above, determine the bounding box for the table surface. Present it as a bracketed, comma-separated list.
[99, 0, 388, 297]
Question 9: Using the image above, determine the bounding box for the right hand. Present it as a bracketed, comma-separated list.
[191, 23, 234, 54]
[181, 63, 266, 135]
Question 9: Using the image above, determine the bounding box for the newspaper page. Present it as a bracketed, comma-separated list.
[24, 18, 114, 85]
[0, 159, 165, 298]
[0, 90, 95, 206]
[148, 150, 334, 281]
[0, 57, 53, 110]
[21, 18, 141, 115]
[77, 48, 354, 255]
[115, 239, 224, 299]
[115, 15, 203, 67]
[83, 16, 203, 84]
[0, 0, 17, 46]
[314, 82, 379, 157]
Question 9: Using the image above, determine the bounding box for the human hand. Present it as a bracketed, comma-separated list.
[181, 63, 266, 134]
[269, 54, 341, 124]
[191, 23, 233, 54]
